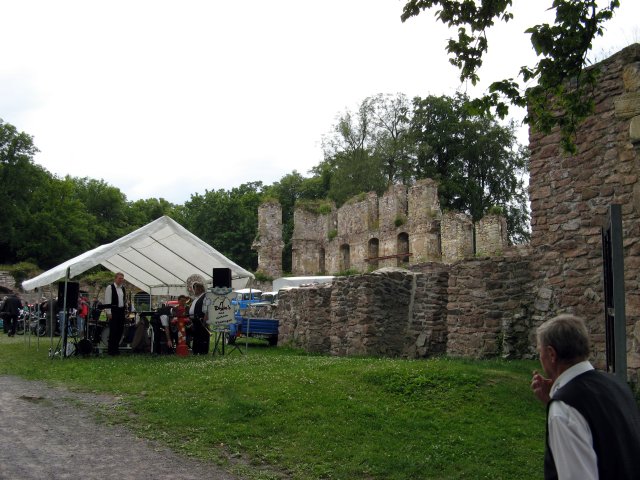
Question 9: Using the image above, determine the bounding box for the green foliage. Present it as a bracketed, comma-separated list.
[400, 0, 621, 153]
[327, 229, 338, 241]
[410, 93, 530, 244]
[253, 270, 273, 283]
[3, 262, 40, 287]
[182, 182, 264, 270]
[487, 205, 505, 215]
[335, 268, 360, 277]
[0, 338, 547, 479]
[296, 199, 334, 215]
[394, 215, 406, 227]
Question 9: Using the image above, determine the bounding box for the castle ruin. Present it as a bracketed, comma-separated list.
[254, 178, 508, 277]
[252, 44, 640, 381]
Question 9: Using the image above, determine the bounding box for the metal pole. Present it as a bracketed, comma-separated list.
[609, 205, 627, 382]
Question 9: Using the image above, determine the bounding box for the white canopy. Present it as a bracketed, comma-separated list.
[22, 216, 254, 296]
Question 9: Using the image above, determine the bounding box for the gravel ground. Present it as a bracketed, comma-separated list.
[0, 375, 240, 480]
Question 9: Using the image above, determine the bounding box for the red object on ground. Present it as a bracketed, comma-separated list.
[174, 304, 189, 357]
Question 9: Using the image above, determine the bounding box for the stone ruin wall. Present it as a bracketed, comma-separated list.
[273, 266, 450, 357]
[269, 255, 532, 360]
[283, 178, 508, 276]
[528, 43, 640, 375]
[253, 45, 640, 381]
[252, 201, 285, 279]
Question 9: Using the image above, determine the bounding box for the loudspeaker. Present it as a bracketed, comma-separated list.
[57, 281, 79, 310]
[212, 268, 232, 288]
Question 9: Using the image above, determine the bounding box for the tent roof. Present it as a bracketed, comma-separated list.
[22, 216, 254, 296]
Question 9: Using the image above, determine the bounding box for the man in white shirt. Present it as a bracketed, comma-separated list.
[104, 272, 126, 356]
[531, 314, 640, 479]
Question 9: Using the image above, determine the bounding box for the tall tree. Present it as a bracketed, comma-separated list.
[182, 182, 264, 270]
[69, 177, 129, 244]
[127, 197, 176, 227]
[17, 176, 94, 268]
[401, 0, 621, 153]
[0, 119, 43, 263]
[410, 93, 529, 242]
[367, 93, 415, 185]
[319, 98, 388, 205]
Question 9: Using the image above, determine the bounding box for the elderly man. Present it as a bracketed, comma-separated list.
[531, 314, 640, 479]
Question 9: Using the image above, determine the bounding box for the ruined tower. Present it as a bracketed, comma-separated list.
[252, 201, 284, 279]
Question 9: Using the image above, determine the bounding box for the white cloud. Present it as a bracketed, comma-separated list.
[2, 0, 638, 203]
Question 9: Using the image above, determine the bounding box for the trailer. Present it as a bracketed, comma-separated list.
[228, 316, 279, 346]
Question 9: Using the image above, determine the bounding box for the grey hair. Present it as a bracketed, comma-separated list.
[537, 314, 590, 362]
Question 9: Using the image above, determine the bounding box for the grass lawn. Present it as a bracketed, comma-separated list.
[0, 334, 545, 479]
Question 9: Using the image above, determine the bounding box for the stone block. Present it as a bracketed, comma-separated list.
[614, 92, 640, 119]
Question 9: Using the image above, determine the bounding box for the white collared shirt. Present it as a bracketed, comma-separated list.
[548, 361, 598, 480]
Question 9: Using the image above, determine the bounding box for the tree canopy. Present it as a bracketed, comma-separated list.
[401, 0, 621, 152]
[318, 93, 529, 243]
[2, 89, 530, 278]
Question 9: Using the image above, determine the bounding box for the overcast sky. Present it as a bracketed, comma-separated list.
[2, 0, 639, 204]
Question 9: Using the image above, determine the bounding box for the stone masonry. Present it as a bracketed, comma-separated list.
[528, 43, 640, 376]
[252, 201, 284, 279]
[256, 45, 640, 381]
[257, 178, 508, 277]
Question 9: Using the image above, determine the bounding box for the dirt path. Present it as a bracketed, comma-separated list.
[0, 375, 240, 480]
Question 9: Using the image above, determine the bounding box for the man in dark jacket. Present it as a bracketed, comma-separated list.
[2, 293, 23, 337]
[531, 314, 640, 479]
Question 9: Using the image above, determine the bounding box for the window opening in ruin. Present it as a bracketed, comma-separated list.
[340, 244, 350, 271]
[397, 232, 410, 266]
[319, 247, 326, 275]
[368, 238, 380, 270]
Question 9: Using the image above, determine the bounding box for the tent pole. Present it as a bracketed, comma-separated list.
[61, 268, 70, 358]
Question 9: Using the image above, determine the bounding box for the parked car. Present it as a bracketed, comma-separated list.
[231, 288, 262, 310]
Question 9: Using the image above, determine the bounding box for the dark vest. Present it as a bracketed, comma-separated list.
[110, 284, 125, 309]
[544, 370, 640, 480]
[192, 294, 205, 319]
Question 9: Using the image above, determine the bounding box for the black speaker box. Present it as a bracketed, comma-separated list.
[212, 268, 232, 288]
[57, 281, 79, 310]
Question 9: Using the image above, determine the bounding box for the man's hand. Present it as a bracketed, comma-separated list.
[531, 370, 552, 405]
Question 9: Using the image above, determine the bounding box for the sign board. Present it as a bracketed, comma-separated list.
[205, 290, 235, 329]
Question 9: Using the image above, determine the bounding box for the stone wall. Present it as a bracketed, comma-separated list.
[441, 212, 474, 263]
[256, 45, 640, 378]
[252, 201, 284, 279]
[276, 284, 333, 353]
[276, 266, 449, 358]
[476, 215, 508, 257]
[269, 178, 508, 276]
[0, 271, 17, 293]
[528, 43, 640, 376]
[445, 250, 534, 359]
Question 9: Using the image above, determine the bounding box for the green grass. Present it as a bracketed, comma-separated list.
[0, 334, 545, 479]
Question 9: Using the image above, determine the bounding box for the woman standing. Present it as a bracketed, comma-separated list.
[189, 283, 209, 354]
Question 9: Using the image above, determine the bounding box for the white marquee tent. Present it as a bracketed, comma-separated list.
[22, 216, 254, 296]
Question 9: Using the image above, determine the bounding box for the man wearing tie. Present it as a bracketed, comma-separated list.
[104, 272, 126, 356]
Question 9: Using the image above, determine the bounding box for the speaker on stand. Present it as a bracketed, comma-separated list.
[56, 281, 80, 357]
[212, 268, 232, 289]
